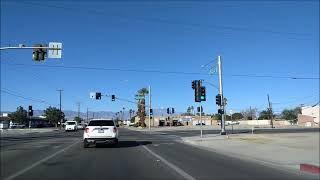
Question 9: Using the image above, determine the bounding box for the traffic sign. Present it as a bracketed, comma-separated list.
[48, 42, 62, 58]
[90, 92, 95, 99]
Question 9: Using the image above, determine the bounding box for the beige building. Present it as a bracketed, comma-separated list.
[298, 105, 319, 127]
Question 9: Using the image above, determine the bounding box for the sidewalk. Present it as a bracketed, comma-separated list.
[182, 132, 320, 174]
[124, 125, 319, 132]
[0, 128, 59, 137]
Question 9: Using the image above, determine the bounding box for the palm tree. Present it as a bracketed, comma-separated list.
[135, 88, 149, 127]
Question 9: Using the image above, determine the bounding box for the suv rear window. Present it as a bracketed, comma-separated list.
[89, 120, 114, 126]
[67, 122, 76, 125]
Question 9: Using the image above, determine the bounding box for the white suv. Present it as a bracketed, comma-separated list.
[83, 119, 119, 148]
[65, 121, 78, 131]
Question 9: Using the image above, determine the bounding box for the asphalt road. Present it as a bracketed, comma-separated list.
[1, 128, 318, 180]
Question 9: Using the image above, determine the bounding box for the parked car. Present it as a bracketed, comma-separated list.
[83, 119, 119, 148]
[77, 124, 85, 130]
[226, 121, 240, 126]
[10, 123, 26, 129]
[65, 121, 78, 131]
[196, 123, 206, 126]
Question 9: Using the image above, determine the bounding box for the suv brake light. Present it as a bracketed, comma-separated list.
[113, 127, 117, 133]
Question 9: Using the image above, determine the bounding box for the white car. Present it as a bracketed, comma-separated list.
[83, 119, 119, 148]
[65, 121, 78, 131]
[77, 124, 85, 130]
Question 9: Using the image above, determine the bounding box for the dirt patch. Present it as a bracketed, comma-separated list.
[235, 137, 273, 144]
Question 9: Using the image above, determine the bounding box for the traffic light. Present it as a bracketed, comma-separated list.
[197, 106, 203, 112]
[195, 80, 202, 102]
[32, 44, 47, 61]
[150, 109, 153, 115]
[200, 86, 206, 101]
[28, 105, 33, 116]
[216, 94, 222, 106]
[111, 95, 115, 101]
[167, 108, 170, 114]
[192, 80, 197, 89]
[218, 109, 224, 114]
[95, 92, 102, 100]
[172, 108, 175, 114]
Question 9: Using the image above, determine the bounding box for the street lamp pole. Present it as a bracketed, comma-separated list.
[218, 56, 226, 135]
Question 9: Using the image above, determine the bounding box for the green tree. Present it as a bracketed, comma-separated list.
[258, 110, 270, 120]
[8, 106, 28, 124]
[74, 116, 83, 123]
[211, 113, 222, 120]
[44, 106, 65, 127]
[231, 113, 243, 120]
[225, 115, 231, 121]
[281, 107, 301, 122]
[135, 88, 149, 127]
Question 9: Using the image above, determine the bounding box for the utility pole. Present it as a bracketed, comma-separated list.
[86, 107, 89, 123]
[218, 56, 226, 135]
[77, 102, 80, 119]
[148, 85, 151, 131]
[250, 106, 252, 120]
[57, 89, 63, 129]
[267, 94, 274, 128]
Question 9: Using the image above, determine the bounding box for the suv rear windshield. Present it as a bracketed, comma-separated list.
[67, 122, 76, 125]
[89, 120, 114, 126]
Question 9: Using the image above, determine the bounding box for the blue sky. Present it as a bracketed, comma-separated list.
[1, 0, 319, 114]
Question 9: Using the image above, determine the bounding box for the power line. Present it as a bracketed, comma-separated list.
[1, 88, 59, 107]
[4, 63, 319, 80]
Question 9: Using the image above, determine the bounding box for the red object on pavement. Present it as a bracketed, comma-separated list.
[300, 164, 320, 174]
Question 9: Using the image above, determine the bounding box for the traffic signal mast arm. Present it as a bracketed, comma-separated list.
[0, 46, 62, 50]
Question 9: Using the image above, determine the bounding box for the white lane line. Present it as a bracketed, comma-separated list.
[4, 140, 80, 180]
[142, 145, 196, 180]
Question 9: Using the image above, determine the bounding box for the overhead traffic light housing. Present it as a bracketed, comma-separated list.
[194, 80, 202, 102]
[218, 109, 224, 114]
[192, 80, 197, 89]
[172, 108, 175, 114]
[150, 108, 153, 115]
[216, 94, 222, 106]
[167, 108, 170, 114]
[200, 86, 206, 101]
[32, 44, 47, 61]
[111, 95, 115, 101]
[95, 92, 102, 100]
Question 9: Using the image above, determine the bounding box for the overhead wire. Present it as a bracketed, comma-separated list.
[3, 62, 319, 80]
[1, 88, 59, 107]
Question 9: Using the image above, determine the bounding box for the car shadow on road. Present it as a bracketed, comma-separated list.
[95, 141, 152, 148]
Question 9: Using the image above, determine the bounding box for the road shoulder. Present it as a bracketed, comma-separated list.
[181, 132, 320, 177]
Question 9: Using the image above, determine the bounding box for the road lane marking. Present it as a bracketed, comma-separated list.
[4, 140, 80, 180]
[142, 145, 196, 180]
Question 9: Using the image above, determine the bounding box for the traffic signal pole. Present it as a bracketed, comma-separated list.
[148, 85, 151, 131]
[200, 103, 203, 138]
[218, 56, 226, 135]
